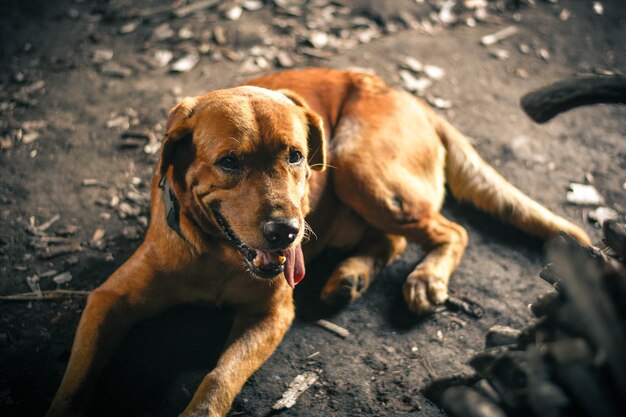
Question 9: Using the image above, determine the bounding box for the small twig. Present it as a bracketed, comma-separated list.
[447, 315, 466, 328]
[40, 242, 82, 259]
[38, 214, 60, 233]
[480, 25, 518, 46]
[137, 0, 220, 18]
[315, 319, 350, 338]
[445, 295, 484, 318]
[306, 351, 320, 359]
[37, 235, 73, 244]
[173, 0, 220, 18]
[418, 345, 438, 379]
[0, 290, 90, 301]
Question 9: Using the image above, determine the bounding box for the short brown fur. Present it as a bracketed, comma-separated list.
[47, 68, 589, 417]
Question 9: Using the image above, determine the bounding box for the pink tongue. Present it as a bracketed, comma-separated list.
[284, 245, 305, 289]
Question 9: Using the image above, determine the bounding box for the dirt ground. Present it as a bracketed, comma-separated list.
[1, 1, 625, 416]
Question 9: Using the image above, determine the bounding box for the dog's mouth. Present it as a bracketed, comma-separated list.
[211, 207, 305, 288]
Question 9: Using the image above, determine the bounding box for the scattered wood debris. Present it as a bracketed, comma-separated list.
[588, 206, 619, 226]
[153, 49, 173, 67]
[120, 128, 158, 151]
[398, 55, 424, 73]
[306, 351, 320, 359]
[106, 114, 130, 130]
[438, 0, 457, 25]
[480, 26, 518, 46]
[0, 290, 90, 302]
[90, 228, 106, 249]
[224, 6, 243, 21]
[425, 226, 626, 417]
[315, 319, 350, 338]
[593, 2, 604, 15]
[38, 270, 59, 279]
[119, 20, 140, 35]
[399, 70, 432, 93]
[37, 214, 60, 233]
[21, 131, 39, 144]
[418, 344, 438, 379]
[489, 48, 510, 60]
[275, 50, 294, 68]
[173, 0, 221, 18]
[25, 275, 42, 297]
[81, 179, 100, 187]
[92, 48, 113, 64]
[171, 52, 200, 73]
[566, 183, 604, 206]
[272, 370, 320, 410]
[100, 62, 133, 78]
[52, 271, 73, 285]
[423, 65, 445, 80]
[427, 96, 453, 109]
[485, 325, 521, 348]
[40, 242, 82, 259]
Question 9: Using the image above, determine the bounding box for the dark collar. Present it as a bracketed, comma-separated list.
[158, 175, 186, 242]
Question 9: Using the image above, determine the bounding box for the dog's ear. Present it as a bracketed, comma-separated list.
[278, 89, 326, 171]
[160, 96, 198, 176]
[303, 111, 326, 171]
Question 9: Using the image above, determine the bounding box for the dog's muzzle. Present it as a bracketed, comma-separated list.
[211, 207, 305, 288]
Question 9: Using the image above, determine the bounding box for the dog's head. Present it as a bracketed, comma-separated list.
[159, 86, 326, 287]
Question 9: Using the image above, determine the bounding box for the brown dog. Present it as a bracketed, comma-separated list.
[46, 68, 590, 417]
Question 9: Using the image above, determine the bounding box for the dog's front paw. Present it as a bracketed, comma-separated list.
[321, 273, 365, 306]
[321, 261, 371, 307]
[402, 271, 449, 314]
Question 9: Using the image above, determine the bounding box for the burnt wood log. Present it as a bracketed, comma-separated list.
[425, 226, 626, 417]
[426, 76, 626, 416]
[546, 234, 626, 396]
[520, 75, 626, 123]
[547, 338, 621, 417]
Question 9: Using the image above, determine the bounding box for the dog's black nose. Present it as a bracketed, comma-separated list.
[262, 219, 299, 248]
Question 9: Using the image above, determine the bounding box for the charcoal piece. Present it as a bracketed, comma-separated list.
[485, 326, 521, 348]
[603, 220, 626, 260]
[546, 234, 626, 397]
[441, 386, 507, 417]
[529, 291, 560, 318]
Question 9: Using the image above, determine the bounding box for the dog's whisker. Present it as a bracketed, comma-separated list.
[309, 163, 336, 170]
[302, 221, 317, 243]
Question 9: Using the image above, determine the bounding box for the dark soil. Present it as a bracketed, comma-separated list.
[1, 1, 625, 416]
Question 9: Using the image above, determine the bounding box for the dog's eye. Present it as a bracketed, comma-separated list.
[288, 149, 303, 165]
[217, 156, 240, 172]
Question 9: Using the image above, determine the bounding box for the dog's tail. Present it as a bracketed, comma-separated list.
[425, 107, 591, 245]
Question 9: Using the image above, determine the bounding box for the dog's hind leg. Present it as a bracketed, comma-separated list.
[397, 214, 468, 313]
[320, 231, 406, 306]
[333, 176, 469, 314]
[331, 90, 468, 313]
